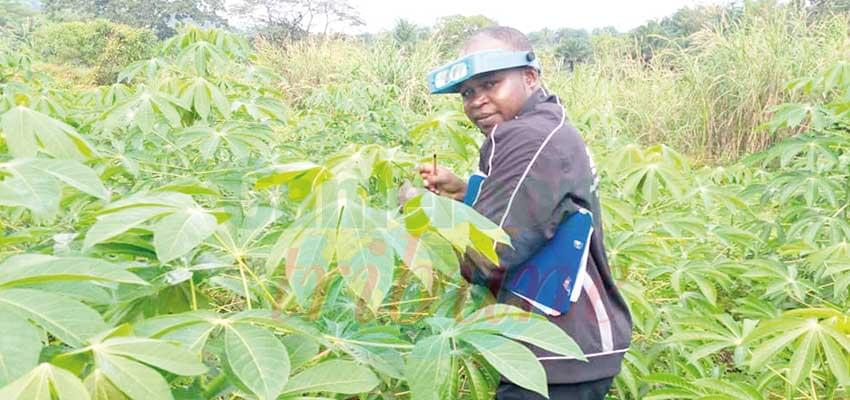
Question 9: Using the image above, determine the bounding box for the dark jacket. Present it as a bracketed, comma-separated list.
[460, 88, 632, 384]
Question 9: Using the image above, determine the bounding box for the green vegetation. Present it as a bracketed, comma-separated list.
[41, 0, 227, 38]
[1, 1, 849, 399]
[32, 20, 157, 84]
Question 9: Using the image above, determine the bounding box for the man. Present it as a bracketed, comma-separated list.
[417, 27, 632, 399]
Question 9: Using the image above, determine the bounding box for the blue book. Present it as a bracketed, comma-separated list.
[504, 209, 593, 316]
[464, 174, 593, 316]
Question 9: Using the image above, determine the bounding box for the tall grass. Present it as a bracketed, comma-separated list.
[255, 36, 449, 113]
[258, 2, 849, 161]
[551, 3, 850, 160]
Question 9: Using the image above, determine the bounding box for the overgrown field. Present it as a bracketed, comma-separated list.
[1, 4, 850, 400]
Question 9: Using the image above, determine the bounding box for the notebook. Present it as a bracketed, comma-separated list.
[463, 173, 593, 316]
[504, 209, 593, 316]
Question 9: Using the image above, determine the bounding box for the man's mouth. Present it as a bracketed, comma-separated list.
[475, 114, 497, 126]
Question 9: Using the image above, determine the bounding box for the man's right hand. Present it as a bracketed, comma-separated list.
[418, 164, 467, 201]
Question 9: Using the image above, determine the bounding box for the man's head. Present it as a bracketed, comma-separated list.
[458, 27, 540, 134]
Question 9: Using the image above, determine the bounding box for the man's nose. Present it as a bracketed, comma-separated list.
[469, 91, 488, 108]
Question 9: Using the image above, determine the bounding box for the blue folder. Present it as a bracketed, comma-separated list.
[464, 174, 593, 316]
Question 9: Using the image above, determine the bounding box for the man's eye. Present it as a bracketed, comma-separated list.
[484, 81, 497, 88]
[461, 89, 474, 98]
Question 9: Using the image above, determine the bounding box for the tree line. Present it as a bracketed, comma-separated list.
[2, 0, 849, 67]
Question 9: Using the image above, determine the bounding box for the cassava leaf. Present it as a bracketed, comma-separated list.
[224, 323, 290, 400]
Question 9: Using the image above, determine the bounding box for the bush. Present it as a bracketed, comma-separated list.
[32, 19, 157, 84]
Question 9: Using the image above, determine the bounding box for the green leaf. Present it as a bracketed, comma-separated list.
[132, 311, 218, 338]
[161, 322, 217, 354]
[181, 77, 229, 120]
[228, 310, 321, 338]
[208, 82, 231, 119]
[176, 123, 272, 161]
[95, 352, 173, 400]
[0, 363, 89, 400]
[0, 255, 147, 287]
[224, 323, 290, 400]
[766, 103, 810, 132]
[402, 232, 458, 290]
[18, 159, 108, 200]
[0, 106, 96, 160]
[0, 288, 107, 347]
[693, 378, 764, 400]
[84, 369, 128, 400]
[251, 161, 330, 193]
[460, 304, 584, 359]
[821, 327, 850, 385]
[643, 373, 699, 391]
[457, 333, 547, 398]
[620, 145, 687, 203]
[45, 365, 89, 400]
[404, 192, 510, 265]
[336, 232, 394, 311]
[405, 335, 452, 400]
[743, 314, 850, 386]
[0, 313, 41, 386]
[281, 359, 379, 396]
[96, 337, 207, 376]
[643, 388, 700, 399]
[787, 330, 817, 386]
[747, 324, 807, 369]
[152, 208, 218, 263]
[284, 234, 332, 307]
[83, 206, 175, 249]
[281, 334, 319, 371]
[0, 158, 105, 218]
[0, 164, 59, 217]
[461, 358, 492, 400]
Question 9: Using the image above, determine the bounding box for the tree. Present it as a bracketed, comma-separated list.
[591, 26, 619, 36]
[0, 0, 39, 51]
[553, 28, 592, 70]
[42, 0, 227, 38]
[0, 0, 35, 27]
[805, 0, 850, 17]
[433, 14, 496, 56]
[229, 0, 364, 43]
[629, 4, 729, 63]
[661, 5, 726, 42]
[391, 18, 428, 48]
[528, 27, 556, 49]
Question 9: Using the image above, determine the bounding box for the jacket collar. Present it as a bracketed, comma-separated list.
[516, 87, 553, 118]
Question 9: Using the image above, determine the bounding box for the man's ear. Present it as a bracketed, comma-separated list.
[523, 67, 540, 91]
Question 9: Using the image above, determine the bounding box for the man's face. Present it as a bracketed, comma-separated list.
[456, 37, 538, 135]
[457, 67, 535, 135]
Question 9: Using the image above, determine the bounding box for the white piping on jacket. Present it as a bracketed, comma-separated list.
[470, 171, 487, 207]
[497, 99, 566, 229]
[570, 215, 594, 303]
[583, 276, 614, 352]
[487, 125, 497, 175]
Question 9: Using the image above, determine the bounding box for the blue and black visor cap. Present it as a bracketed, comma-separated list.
[427, 49, 541, 94]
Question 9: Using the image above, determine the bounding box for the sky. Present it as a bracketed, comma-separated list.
[346, 0, 731, 33]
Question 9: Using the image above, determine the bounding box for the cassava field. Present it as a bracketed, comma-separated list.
[1, 1, 850, 399]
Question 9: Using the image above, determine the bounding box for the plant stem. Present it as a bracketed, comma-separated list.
[202, 374, 230, 399]
[237, 257, 252, 310]
[237, 255, 277, 307]
[323, 335, 414, 350]
[190, 277, 198, 311]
